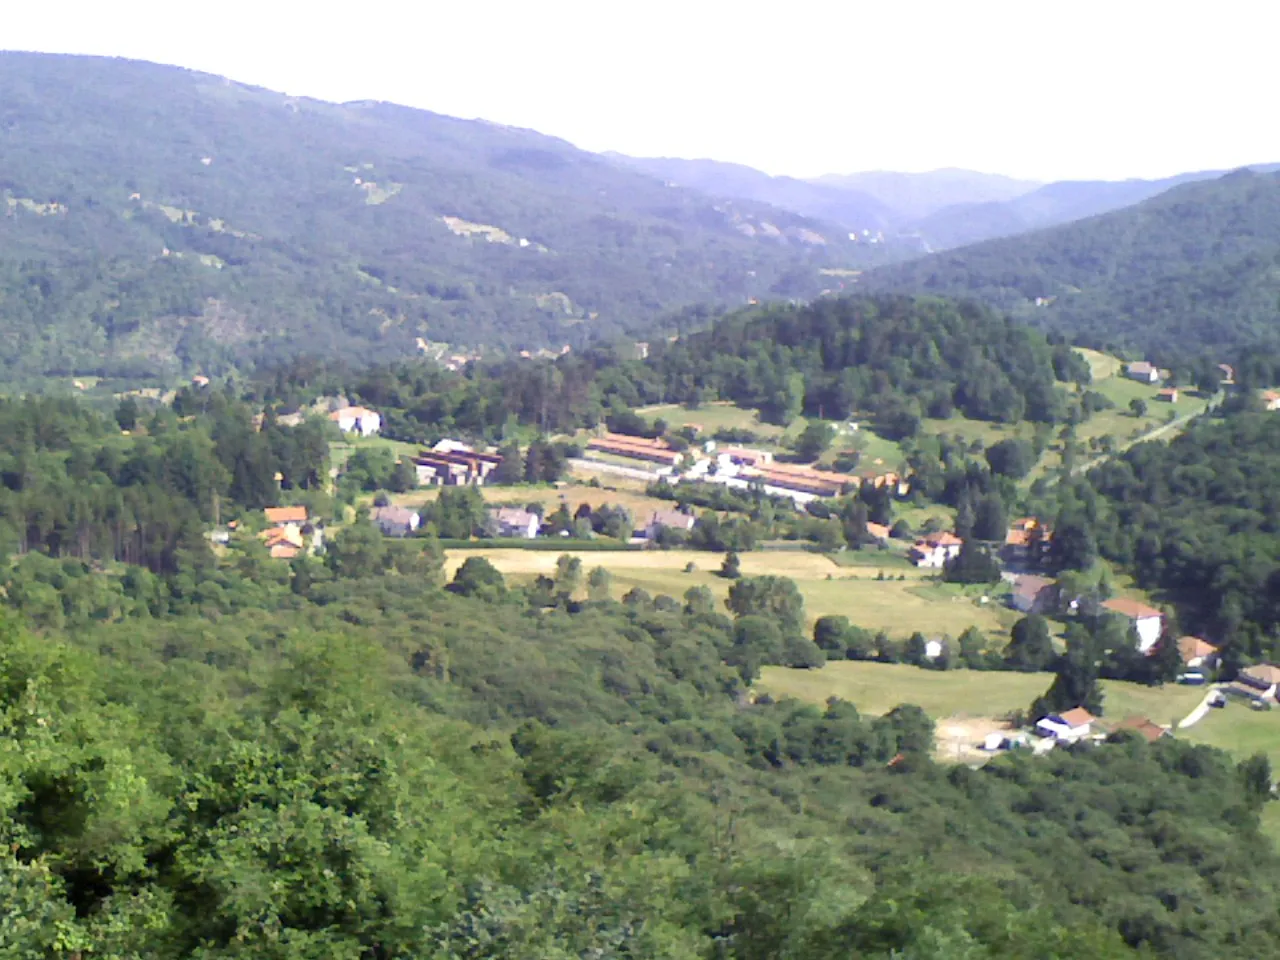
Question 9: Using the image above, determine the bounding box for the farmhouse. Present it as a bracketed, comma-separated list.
[1101, 597, 1164, 653]
[264, 505, 308, 527]
[1225, 664, 1280, 705]
[1177, 636, 1219, 670]
[1035, 707, 1096, 742]
[1125, 361, 1161, 384]
[372, 505, 421, 538]
[328, 405, 382, 436]
[1263, 391, 1280, 412]
[644, 509, 696, 539]
[1157, 387, 1179, 403]
[487, 506, 540, 539]
[910, 532, 963, 568]
[1003, 517, 1052, 563]
[1009, 574, 1055, 613]
[1113, 716, 1171, 743]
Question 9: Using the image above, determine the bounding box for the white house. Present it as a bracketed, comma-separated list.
[1101, 598, 1164, 653]
[909, 532, 963, 569]
[371, 505, 421, 538]
[1225, 664, 1280, 704]
[329, 406, 382, 437]
[1035, 707, 1096, 742]
[1125, 361, 1161, 384]
[488, 507, 540, 539]
[644, 509, 696, 540]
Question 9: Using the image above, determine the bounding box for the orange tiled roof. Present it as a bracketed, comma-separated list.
[264, 506, 308, 525]
[1102, 597, 1163, 620]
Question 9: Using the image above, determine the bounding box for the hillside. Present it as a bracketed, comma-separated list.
[0, 53, 900, 382]
[611, 155, 899, 234]
[862, 169, 1280, 357]
[816, 168, 1041, 222]
[908, 170, 1244, 249]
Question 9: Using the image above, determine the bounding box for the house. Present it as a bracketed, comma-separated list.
[1101, 597, 1164, 653]
[1035, 707, 1096, 742]
[1009, 574, 1055, 614]
[1177, 636, 1220, 670]
[1157, 387, 1179, 403]
[1125, 361, 1161, 384]
[1113, 715, 1171, 743]
[488, 507, 540, 539]
[644, 509, 696, 539]
[1225, 664, 1280, 704]
[372, 505, 421, 538]
[909, 532, 963, 568]
[264, 505, 308, 527]
[1003, 517, 1052, 563]
[328, 406, 382, 436]
[191, 375, 211, 388]
[269, 542, 301, 560]
[1263, 391, 1280, 412]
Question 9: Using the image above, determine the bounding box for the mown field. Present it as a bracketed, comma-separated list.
[756, 661, 1207, 725]
[443, 547, 1018, 640]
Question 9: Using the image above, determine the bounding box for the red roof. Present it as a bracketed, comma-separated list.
[1115, 715, 1168, 743]
[865, 522, 891, 540]
[1102, 597, 1163, 620]
[264, 506, 308, 525]
[1177, 636, 1218, 663]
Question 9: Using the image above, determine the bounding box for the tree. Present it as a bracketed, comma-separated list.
[115, 396, 140, 431]
[985, 437, 1034, 479]
[492, 443, 525, 485]
[725, 576, 806, 636]
[813, 615, 854, 657]
[943, 541, 1001, 584]
[449, 555, 506, 598]
[555, 554, 583, 596]
[586, 565, 612, 602]
[904, 632, 930, 667]
[1239, 753, 1273, 807]
[1004, 614, 1056, 672]
[957, 626, 987, 669]
[719, 551, 741, 579]
[1129, 397, 1148, 418]
[793, 420, 835, 462]
[972, 493, 1008, 542]
[324, 522, 388, 579]
[1030, 627, 1104, 719]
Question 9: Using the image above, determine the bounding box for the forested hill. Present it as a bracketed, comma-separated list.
[641, 295, 1082, 431]
[0, 53, 895, 382]
[862, 169, 1280, 358]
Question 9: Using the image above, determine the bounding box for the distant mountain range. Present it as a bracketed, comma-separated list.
[614, 155, 1280, 255]
[861, 168, 1280, 358]
[0, 52, 909, 381]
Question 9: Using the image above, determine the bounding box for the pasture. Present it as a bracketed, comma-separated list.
[443, 547, 1017, 640]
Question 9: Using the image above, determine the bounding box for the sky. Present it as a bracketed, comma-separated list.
[5, 0, 1277, 182]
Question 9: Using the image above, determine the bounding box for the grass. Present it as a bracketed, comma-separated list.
[635, 402, 788, 440]
[442, 548, 1016, 640]
[756, 660, 1206, 722]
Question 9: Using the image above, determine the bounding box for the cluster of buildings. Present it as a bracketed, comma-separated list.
[412, 440, 505, 486]
[259, 506, 324, 559]
[586, 433, 685, 469]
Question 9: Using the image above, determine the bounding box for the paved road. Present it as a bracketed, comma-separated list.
[1177, 687, 1220, 730]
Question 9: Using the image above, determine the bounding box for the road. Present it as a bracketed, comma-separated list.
[1177, 687, 1220, 730]
[1071, 401, 1217, 477]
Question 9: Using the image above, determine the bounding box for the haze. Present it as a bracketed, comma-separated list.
[6, 0, 1277, 182]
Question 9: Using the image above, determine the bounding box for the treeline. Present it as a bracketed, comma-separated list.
[0, 393, 329, 573]
[244, 294, 1088, 450]
[1053, 403, 1280, 665]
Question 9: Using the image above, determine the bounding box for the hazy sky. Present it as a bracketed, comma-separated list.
[6, 0, 1277, 181]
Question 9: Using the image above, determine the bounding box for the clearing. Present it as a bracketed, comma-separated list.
[444, 548, 1017, 641]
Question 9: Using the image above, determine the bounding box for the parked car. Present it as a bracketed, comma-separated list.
[1177, 671, 1207, 685]
[1209, 692, 1227, 708]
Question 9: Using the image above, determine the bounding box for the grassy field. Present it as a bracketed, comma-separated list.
[756, 660, 1206, 723]
[444, 548, 1017, 640]
[635, 402, 788, 440]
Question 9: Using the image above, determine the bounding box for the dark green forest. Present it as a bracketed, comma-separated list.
[0, 53, 914, 383]
[250, 295, 1088, 447]
[865, 169, 1280, 360]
